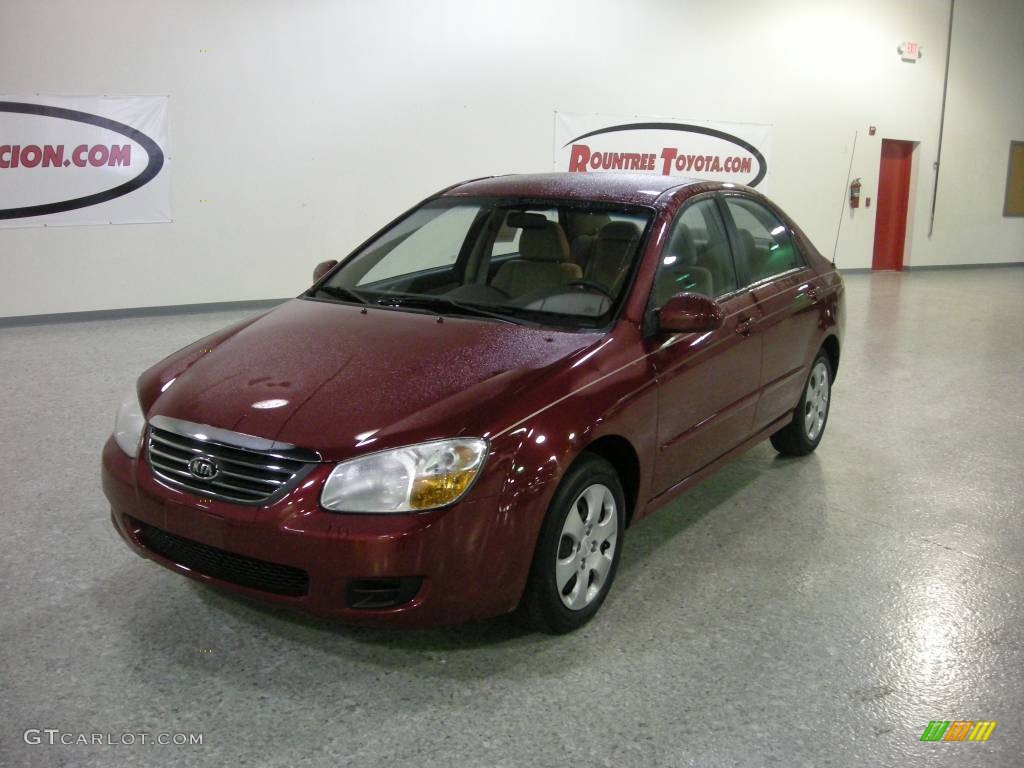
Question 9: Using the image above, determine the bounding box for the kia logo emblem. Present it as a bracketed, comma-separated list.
[187, 456, 220, 480]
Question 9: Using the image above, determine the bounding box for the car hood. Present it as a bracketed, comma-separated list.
[148, 298, 603, 460]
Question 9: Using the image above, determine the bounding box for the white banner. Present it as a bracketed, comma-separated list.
[554, 111, 772, 190]
[0, 95, 170, 228]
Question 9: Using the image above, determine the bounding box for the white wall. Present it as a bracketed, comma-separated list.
[929, 0, 1024, 266]
[1, 0, 1021, 318]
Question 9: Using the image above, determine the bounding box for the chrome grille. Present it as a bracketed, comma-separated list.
[146, 416, 318, 505]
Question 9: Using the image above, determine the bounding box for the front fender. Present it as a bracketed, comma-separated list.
[485, 355, 660, 608]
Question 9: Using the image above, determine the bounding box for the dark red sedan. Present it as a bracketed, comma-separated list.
[103, 173, 844, 633]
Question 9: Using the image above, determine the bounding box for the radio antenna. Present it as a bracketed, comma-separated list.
[832, 130, 858, 266]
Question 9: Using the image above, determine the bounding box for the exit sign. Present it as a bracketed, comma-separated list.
[898, 41, 922, 62]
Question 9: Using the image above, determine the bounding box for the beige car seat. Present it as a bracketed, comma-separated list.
[492, 221, 581, 297]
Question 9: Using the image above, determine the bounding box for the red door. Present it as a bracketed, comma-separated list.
[872, 140, 914, 271]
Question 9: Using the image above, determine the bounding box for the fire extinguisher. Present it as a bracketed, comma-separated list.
[849, 178, 862, 209]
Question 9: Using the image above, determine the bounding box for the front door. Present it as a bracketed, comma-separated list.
[646, 196, 763, 495]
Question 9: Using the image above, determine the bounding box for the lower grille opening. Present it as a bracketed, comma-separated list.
[346, 577, 422, 609]
[134, 520, 309, 597]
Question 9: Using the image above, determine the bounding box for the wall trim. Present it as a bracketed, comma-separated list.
[0, 298, 289, 328]
[902, 261, 1024, 271]
[840, 261, 1023, 274]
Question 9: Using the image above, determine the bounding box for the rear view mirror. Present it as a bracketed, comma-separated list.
[505, 211, 548, 230]
[657, 292, 725, 334]
[313, 260, 338, 282]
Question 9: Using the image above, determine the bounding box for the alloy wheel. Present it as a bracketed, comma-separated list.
[555, 484, 618, 611]
[803, 360, 830, 441]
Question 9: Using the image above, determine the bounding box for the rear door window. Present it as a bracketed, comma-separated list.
[722, 197, 802, 285]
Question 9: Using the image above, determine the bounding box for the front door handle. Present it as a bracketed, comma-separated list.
[735, 316, 758, 336]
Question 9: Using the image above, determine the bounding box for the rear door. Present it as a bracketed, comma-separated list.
[720, 195, 820, 432]
[647, 195, 763, 494]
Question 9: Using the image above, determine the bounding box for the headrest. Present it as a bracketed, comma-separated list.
[666, 222, 696, 263]
[574, 213, 611, 237]
[598, 221, 640, 243]
[520, 221, 571, 262]
[736, 228, 755, 258]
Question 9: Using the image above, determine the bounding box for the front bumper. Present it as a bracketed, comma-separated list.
[101, 436, 543, 627]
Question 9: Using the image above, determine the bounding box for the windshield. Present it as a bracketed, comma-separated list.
[310, 198, 653, 329]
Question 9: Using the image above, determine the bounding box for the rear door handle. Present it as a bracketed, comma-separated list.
[735, 316, 758, 336]
[804, 286, 820, 303]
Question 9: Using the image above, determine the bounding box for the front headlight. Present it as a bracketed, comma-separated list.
[113, 389, 146, 457]
[321, 438, 488, 513]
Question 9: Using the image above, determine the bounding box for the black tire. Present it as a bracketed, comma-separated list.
[516, 454, 626, 634]
[770, 350, 832, 457]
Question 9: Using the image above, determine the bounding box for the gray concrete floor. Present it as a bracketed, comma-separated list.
[1, 268, 1022, 768]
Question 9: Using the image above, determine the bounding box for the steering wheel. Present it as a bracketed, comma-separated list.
[565, 279, 615, 301]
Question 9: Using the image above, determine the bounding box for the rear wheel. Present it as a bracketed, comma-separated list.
[770, 351, 832, 456]
[517, 454, 625, 634]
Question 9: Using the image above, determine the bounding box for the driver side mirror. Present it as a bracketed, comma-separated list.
[313, 260, 338, 282]
[657, 292, 725, 334]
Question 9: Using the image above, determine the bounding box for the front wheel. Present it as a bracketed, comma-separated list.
[770, 351, 832, 456]
[516, 454, 625, 634]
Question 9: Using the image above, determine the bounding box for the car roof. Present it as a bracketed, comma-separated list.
[444, 172, 704, 206]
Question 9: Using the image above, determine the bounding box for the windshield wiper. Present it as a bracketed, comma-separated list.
[311, 284, 370, 305]
[377, 294, 521, 325]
